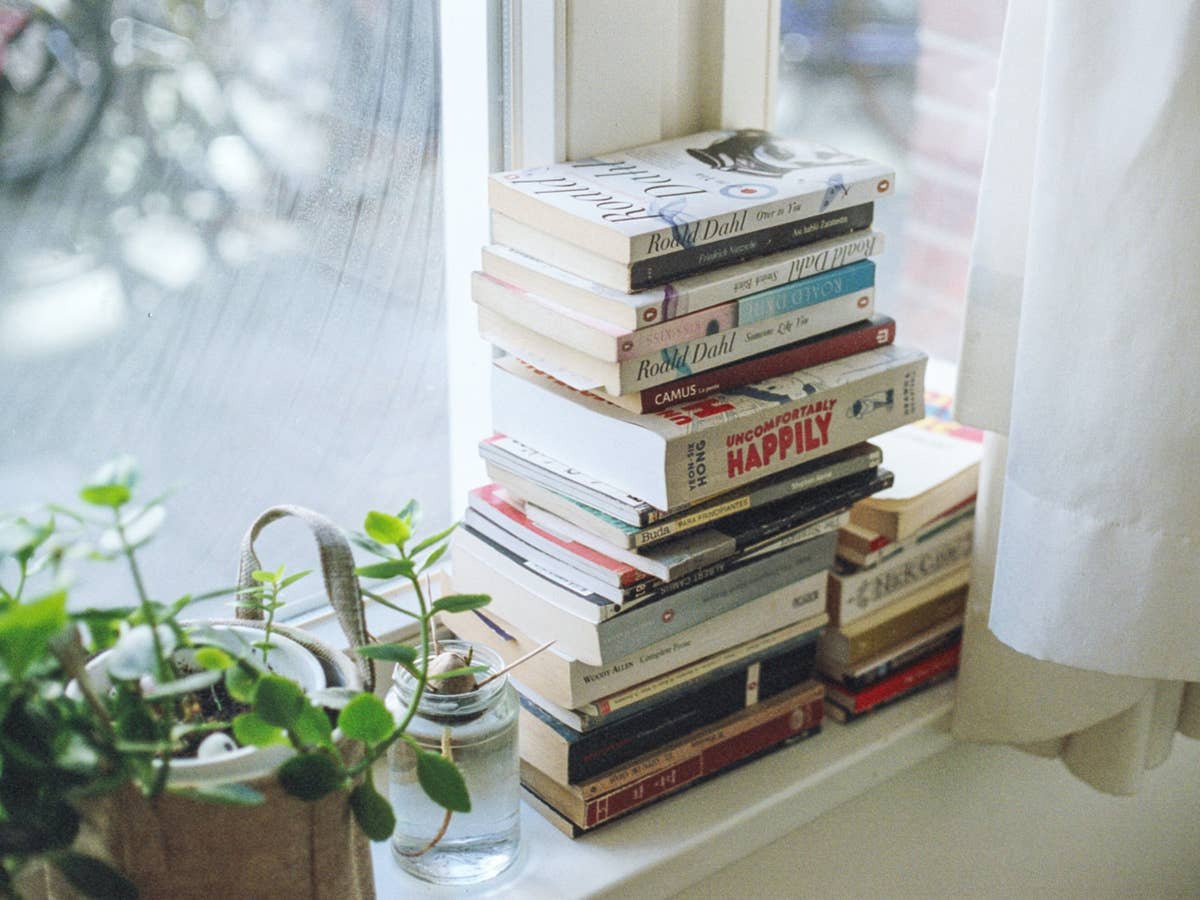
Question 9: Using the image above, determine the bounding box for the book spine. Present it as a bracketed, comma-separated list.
[628, 204, 874, 291]
[595, 543, 833, 663]
[825, 643, 961, 715]
[631, 316, 896, 415]
[735, 259, 875, 325]
[835, 626, 963, 692]
[565, 573, 827, 707]
[561, 641, 819, 782]
[839, 584, 968, 664]
[609, 288, 875, 394]
[828, 513, 974, 627]
[657, 349, 925, 509]
[581, 692, 825, 821]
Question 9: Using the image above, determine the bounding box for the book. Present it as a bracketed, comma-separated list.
[517, 634, 819, 784]
[491, 205, 875, 293]
[819, 615, 963, 692]
[451, 525, 833, 665]
[846, 394, 984, 541]
[836, 496, 975, 568]
[526, 468, 890, 579]
[478, 285, 875, 396]
[439, 604, 828, 710]
[472, 260, 876, 364]
[603, 315, 897, 415]
[479, 229, 884, 331]
[491, 344, 927, 510]
[481, 434, 882, 530]
[817, 566, 969, 667]
[823, 641, 961, 722]
[489, 129, 892, 281]
[519, 680, 825, 830]
[519, 621, 825, 732]
[827, 503, 974, 627]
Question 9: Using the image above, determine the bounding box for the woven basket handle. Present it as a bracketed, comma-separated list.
[235, 505, 373, 692]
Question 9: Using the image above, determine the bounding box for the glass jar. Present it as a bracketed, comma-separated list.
[385, 641, 521, 884]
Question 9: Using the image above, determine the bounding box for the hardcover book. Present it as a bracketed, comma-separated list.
[439, 605, 828, 711]
[480, 229, 884, 331]
[480, 434, 883, 529]
[477, 286, 875, 396]
[491, 344, 927, 510]
[517, 635, 819, 784]
[519, 680, 825, 831]
[820, 616, 963, 692]
[450, 525, 832, 665]
[489, 129, 893, 281]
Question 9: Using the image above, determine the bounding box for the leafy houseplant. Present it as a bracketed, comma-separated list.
[0, 459, 490, 899]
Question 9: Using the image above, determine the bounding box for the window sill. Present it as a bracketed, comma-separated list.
[368, 679, 956, 898]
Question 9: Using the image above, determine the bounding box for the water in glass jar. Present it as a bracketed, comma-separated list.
[389, 717, 521, 883]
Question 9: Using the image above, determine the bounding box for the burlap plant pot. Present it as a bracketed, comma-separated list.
[26, 506, 380, 899]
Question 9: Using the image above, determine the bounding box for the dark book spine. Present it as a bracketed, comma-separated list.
[826, 642, 961, 716]
[837, 627, 963, 692]
[635, 316, 896, 414]
[629, 203, 874, 291]
[583, 696, 824, 827]
[559, 640, 818, 782]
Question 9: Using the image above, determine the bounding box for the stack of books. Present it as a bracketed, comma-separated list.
[818, 394, 984, 721]
[444, 129, 928, 835]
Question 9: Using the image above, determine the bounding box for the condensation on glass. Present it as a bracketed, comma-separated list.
[0, 0, 449, 608]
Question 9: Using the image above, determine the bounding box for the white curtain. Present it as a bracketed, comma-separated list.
[951, 0, 1200, 793]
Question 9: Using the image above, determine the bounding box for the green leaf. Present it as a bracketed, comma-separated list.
[418, 543, 448, 573]
[250, 569, 277, 584]
[171, 783, 266, 806]
[355, 643, 418, 665]
[232, 712, 289, 748]
[225, 664, 259, 703]
[349, 779, 396, 841]
[410, 522, 458, 557]
[253, 675, 306, 728]
[52, 851, 138, 900]
[78, 484, 131, 509]
[337, 694, 394, 745]
[293, 703, 335, 750]
[431, 593, 491, 615]
[416, 750, 471, 813]
[195, 646, 234, 670]
[0, 591, 67, 679]
[278, 751, 345, 801]
[355, 559, 415, 580]
[397, 499, 420, 526]
[279, 569, 312, 590]
[364, 511, 411, 545]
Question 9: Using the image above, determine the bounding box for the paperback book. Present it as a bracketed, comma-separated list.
[479, 229, 884, 331]
[517, 634, 819, 784]
[823, 641, 961, 722]
[491, 343, 927, 510]
[519, 680, 825, 832]
[819, 615, 963, 692]
[440, 605, 828, 711]
[481, 434, 882, 531]
[451, 525, 833, 665]
[489, 129, 893, 275]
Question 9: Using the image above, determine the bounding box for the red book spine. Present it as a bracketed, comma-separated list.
[634, 315, 896, 414]
[840, 642, 961, 713]
[582, 696, 824, 827]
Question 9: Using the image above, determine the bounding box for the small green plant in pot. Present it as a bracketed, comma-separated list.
[0, 459, 491, 899]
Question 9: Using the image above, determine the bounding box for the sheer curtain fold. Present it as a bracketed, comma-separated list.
[951, 0, 1200, 792]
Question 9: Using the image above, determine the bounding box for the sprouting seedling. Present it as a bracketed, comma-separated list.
[245, 566, 312, 665]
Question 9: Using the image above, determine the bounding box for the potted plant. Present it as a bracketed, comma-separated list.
[0, 458, 492, 898]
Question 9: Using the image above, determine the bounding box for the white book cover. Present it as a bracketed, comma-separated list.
[489, 129, 893, 264]
[480, 229, 884, 330]
[491, 344, 927, 509]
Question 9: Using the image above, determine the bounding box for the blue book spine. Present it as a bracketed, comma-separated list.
[736, 258, 875, 324]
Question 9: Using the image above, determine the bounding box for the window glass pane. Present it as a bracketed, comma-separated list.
[1, 0, 449, 611]
[776, 0, 1006, 362]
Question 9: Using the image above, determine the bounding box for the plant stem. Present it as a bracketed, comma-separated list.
[261, 581, 279, 666]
